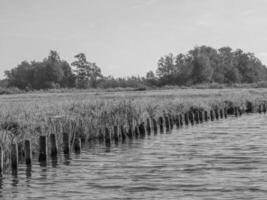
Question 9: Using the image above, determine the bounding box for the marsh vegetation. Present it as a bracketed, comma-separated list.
[1, 88, 267, 170]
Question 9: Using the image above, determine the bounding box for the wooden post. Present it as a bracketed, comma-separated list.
[139, 122, 146, 138]
[39, 136, 47, 162]
[194, 112, 199, 124]
[24, 140, 32, 165]
[50, 134, 58, 157]
[184, 113, 188, 126]
[168, 114, 174, 130]
[175, 115, 180, 128]
[234, 107, 238, 117]
[74, 137, 81, 153]
[63, 132, 70, 154]
[224, 108, 228, 118]
[159, 116, 164, 133]
[204, 110, 209, 122]
[127, 125, 133, 139]
[258, 104, 262, 114]
[220, 109, 224, 119]
[98, 128, 104, 142]
[105, 127, 111, 145]
[152, 118, 158, 134]
[215, 109, 219, 120]
[18, 142, 23, 161]
[164, 115, 170, 132]
[120, 125, 127, 141]
[179, 114, 183, 127]
[189, 111, 194, 125]
[172, 115, 176, 128]
[210, 110, 214, 121]
[238, 107, 243, 116]
[146, 118, 151, 135]
[263, 102, 266, 113]
[113, 126, 119, 143]
[134, 125, 140, 138]
[199, 111, 203, 123]
[11, 143, 18, 171]
[0, 146, 3, 174]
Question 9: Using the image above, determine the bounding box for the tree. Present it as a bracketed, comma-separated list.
[4, 61, 34, 89]
[71, 53, 102, 88]
[89, 63, 103, 88]
[146, 71, 157, 86]
[4, 50, 75, 89]
[191, 54, 214, 84]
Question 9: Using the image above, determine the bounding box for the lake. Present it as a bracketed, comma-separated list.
[1, 114, 267, 200]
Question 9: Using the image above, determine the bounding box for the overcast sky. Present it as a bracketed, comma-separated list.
[1, 0, 267, 77]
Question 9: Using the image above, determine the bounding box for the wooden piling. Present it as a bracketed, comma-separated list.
[152, 118, 158, 134]
[179, 114, 183, 127]
[98, 128, 104, 142]
[159, 116, 164, 133]
[246, 101, 253, 113]
[113, 126, 119, 143]
[164, 115, 170, 132]
[172, 115, 176, 128]
[24, 140, 32, 165]
[199, 111, 203, 123]
[50, 134, 58, 157]
[18, 142, 23, 161]
[184, 113, 188, 126]
[74, 137, 81, 153]
[219, 109, 223, 119]
[234, 107, 238, 117]
[120, 125, 127, 141]
[11, 143, 18, 171]
[204, 110, 209, 121]
[168, 114, 174, 130]
[63, 132, 70, 154]
[194, 112, 199, 124]
[224, 108, 228, 118]
[146, 118, 151, 135]
[39, 136, 47, 162]
[210, 110, 214, 121]
[139, 122, 146, 137]
[258, 104, 262, 114]
[215, 109, 219, 120]
[175, 115, 180, 128]
[238, 107, 243, 116]
[127, 125, 133, 139]
[189, 111, 194, 125]
[263, 103, 266, 113]
[105, 127, 111, 145]
[134, 125, 140, 138]
[0, 146, 3, 174]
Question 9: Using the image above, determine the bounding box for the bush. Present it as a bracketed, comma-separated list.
[0, 87, 23, 95]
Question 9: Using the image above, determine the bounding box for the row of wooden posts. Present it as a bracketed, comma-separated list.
[0, 103, 266, 174]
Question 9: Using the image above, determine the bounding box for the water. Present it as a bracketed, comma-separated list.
[1, 114, 267, 200]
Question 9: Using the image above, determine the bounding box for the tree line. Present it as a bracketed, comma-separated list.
[152, 45, 267, 86]
[3, 46, 267, 90]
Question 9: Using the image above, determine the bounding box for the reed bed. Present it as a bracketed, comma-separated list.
[1, 88, 267, 171]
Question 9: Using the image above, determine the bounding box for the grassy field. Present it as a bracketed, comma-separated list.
[1, 88, 267, 169]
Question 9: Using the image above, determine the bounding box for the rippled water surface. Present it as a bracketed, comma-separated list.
[1, 114, 267, 200]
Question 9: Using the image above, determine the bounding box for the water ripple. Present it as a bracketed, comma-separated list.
[1, 114, 267, 199]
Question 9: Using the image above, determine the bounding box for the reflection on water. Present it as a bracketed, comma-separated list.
[1, 114, 267, 199]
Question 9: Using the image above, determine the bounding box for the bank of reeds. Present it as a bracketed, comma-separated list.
[1, 88, 267, 172]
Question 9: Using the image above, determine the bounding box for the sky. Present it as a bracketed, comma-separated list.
[1, 0, 267, 78]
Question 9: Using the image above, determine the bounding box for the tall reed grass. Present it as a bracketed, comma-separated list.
[0, 88, 267, 170]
